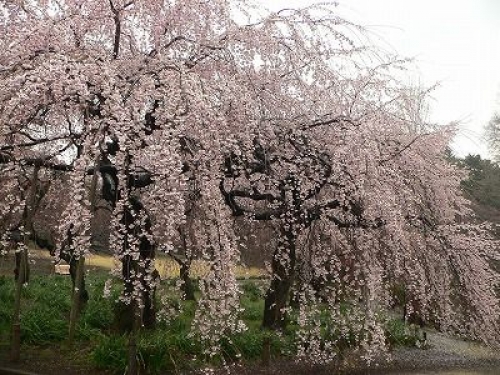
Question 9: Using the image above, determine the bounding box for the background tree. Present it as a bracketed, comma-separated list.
[486, 112, 500, 161]
[459, 154, 500, 209]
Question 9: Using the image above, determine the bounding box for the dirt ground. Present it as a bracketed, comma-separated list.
[1, 250, 499, 375]
[209, 330, 500, 375]
[1, 330, 500, 375]
[0, 344, 110, 375]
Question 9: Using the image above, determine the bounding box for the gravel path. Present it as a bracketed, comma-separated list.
[370, 329, 500, 374]
[211, 330, 500, 375]
[367, 330, 500, 374]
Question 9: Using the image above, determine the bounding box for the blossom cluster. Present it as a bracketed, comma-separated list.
[1, 0, 499, 362]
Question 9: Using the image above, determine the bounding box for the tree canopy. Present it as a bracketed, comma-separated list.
[1, 0, 499, 363]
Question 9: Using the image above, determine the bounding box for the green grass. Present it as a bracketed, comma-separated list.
[0, 274, 421, 374]
[91, 334, 128, 371]
[385, 318, 424, 347]
[0, 275, 14, 337]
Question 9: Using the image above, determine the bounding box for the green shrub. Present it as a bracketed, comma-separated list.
[241, 299, 264, 322]
[22, 275, 72, 312]
[240, 281, 263, 302]
[2, 270, 425, 374]
[0, 275, 13, 301]
[157, 299, 196, 335]
[80, 302, 114, 331]
[92, 331, 204, 374]
[390, 283, 406, 307]
[139, 331, 202, 373]
[79, 293, 114, 331]
[385, 318, 421, 347]
[220, 328, 293, 362]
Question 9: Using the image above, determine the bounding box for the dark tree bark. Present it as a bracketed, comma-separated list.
[95, 144, 160, 331]
[171, 228, 196, 301]
[220, 132, 386, 331]
[58, 226, 89, 305]
[10, 166, 40, 362]
[119, 254, 157, 331]
[119, 204, 158, 331]
[180, 261, 196, 301]
[262, 229, 297, 330]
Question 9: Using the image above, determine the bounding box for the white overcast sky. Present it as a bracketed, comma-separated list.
[258, 0, 500, 158]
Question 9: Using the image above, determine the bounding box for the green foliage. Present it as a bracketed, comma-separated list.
[0, 273, 423, 373]
[390, 282, 407, 307]
[385, 318, 422, 347]
[240, 280, 264, 301]
[91, 334, 128, 372]
[17, 275, 72, 344]
[240, 280, 265, 324]
[23, 275, 72, 310]
[241, 299, 264, 322]
[221, 329, 290, 361]
[455, 154, 500, 209]
[0, 274, 120, 344]
[21, 305, 68, 344]
[80, 276, 121, 337]
[92, 330, 203, 374]
[0, 275, 14, 336]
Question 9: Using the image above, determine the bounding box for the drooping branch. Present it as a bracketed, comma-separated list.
[0, 153, 73, 171]
[109, 0, 121, 59]
[379, 133, 430, 165]
[301, 115, 359, 131]
[0, 134, 78, 152]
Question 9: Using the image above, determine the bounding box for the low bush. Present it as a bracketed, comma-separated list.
[0, 272, 424, 373]
[385, 318, 422, 347]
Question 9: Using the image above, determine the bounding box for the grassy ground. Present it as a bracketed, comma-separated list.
[0, 247, 263, 279]
[0, 249, 420, 374]
[0, 273, 288, 372]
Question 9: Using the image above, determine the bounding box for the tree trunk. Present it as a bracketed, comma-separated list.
[58, 251, 89, 307]
[10, 167, 38, 361]
[68, 256, 86, 345]
[127, 331, 138, 375]
[180, 262, 196, 301]
[262, 336, 271, 366]
[262, 230, 296, 330]
[262, 273, 294, 330]
[177, 227, 195, 301]
[117, 252, 157, 332]
[142, 272, 157, 328]
[68, 153, 100, 344]
[127, 302, 141, 375]
[10, 246, 28, 362]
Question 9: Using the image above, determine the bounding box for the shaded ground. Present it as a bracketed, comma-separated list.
[210, 331, 500, 375]
[0, 344, 110, 375]
[1, 249, 499, 374]
[384, 331, 500, 373]
[2, 330, 499, 375]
